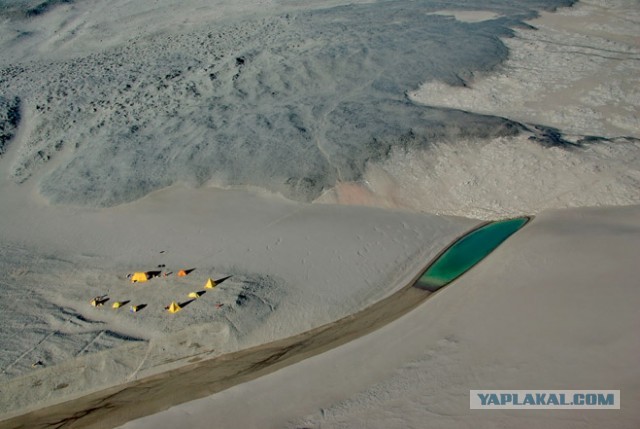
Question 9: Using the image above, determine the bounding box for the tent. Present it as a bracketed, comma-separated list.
[167, 301, 181, 313]
[90, 296, 108, 307]
[188, 292, 201, 299]
[177, 270, 188, 277]
[131, 272, 149, 283]
[204, 278, 216, 289]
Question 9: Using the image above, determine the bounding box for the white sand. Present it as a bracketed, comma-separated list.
[317, 0, 640, 219]
[0, 0, 638, 427]
[411, 1, 640, 139]
[121, 204, 640, 429]
[0, 179, 475, 415]
[315, 0, 640, 219]
[120, 1, 640, 428]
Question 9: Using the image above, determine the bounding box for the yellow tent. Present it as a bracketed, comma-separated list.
[204, 278, 216, 289]
[131, 272, 149, 283]
[112, 301, 123, 309]
[188, 292, 200, 299]
[167, 301, 181, 313]
[90, 296, 107, 307]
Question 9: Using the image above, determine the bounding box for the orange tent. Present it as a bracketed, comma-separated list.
[177, 270, 188, 277]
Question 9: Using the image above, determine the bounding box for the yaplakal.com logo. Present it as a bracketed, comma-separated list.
[470, 390, 620, 409]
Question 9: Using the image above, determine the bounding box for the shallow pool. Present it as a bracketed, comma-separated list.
[415, 217, 529, 292]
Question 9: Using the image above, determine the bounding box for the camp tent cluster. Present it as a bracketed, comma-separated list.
[110, 272, 221, 314]
[165, 278, 217, 314]
[130, 268, 196, 283]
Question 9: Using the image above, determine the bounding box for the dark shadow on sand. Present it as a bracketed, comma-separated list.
[214, 275, 232, 285]
[178, 299, 195, 308]
[130, 304, 147, 313]
[146, 270, 162, 279]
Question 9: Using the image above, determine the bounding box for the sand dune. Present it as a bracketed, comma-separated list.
[0, 0, 638, 427]
[1, 0, 579, 208]
[0, 184, 475, 418]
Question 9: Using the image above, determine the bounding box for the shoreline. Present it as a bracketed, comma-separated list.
[1, 216, 530, 428]
[118, 203, 640, 429]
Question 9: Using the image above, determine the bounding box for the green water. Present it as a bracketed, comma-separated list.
[415, 217, 528, 292]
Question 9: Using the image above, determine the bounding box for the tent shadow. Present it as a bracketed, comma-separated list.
[131, 304, 147, 312]
[184, 268, 196, 275]
[179, 299, 195, 308]
[95, 297, 110, 306]
[214, 275, 232, 285]
[146, 270, 162, 279]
